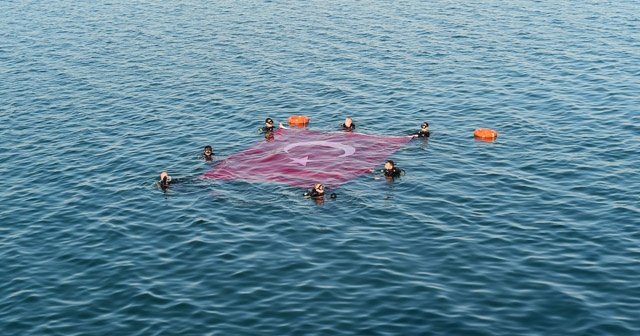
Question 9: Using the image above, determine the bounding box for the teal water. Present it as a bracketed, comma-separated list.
[1, 0, 639, 335]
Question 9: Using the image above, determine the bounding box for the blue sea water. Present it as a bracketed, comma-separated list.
[1, 0, 639, 335]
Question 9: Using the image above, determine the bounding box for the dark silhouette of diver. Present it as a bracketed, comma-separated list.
[340, 117, 356, 132]
[411, 122, 430, 138]
[158, 171, 172, 190]
[373, 160, 404, 181]
[304, 183, 337, 199]
[259, 118, 276, 134]
[201, 145, 214, 161]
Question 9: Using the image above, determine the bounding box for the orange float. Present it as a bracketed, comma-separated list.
[288, 115, 309, 126]
[474, 128, 498, 140]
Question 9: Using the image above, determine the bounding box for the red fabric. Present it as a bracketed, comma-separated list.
[201, 128, 412, 188]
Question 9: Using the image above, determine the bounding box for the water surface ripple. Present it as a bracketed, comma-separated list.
[1, 0, 639, 335]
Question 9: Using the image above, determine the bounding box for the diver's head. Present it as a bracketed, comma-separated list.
[384, 160, 395, 170]
[314, 183, 325, 195]
[159, 171, 171, 187]
[204, 145, 213, 155]
[265, 118, 274, 126]
[421, 122, 429, 130]
[344, 117, 353, 126]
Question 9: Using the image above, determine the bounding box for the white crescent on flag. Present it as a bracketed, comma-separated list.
[283, 141, 356, 157]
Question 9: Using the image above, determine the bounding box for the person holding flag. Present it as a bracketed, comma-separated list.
[411, 122, 430, 138]
[340, 117, 356, 132]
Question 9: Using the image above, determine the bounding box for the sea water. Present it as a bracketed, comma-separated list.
[1, 0, 639, 335]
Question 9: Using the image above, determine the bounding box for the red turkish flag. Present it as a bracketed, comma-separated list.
[201, 128, 412, 188]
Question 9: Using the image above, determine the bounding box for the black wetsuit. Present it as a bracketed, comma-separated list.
[412, 130, 430, 138]
[160, 177, 171, 188]
[259, 126, 276, 134]
[159, 176, 190, 189]
[306, 189, 325, 198]
[341, 123, 356, 131]
[382, 167, 403, 178]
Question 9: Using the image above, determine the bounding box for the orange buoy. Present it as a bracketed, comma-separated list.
[474, 128, 498, 140]
[288, 115, 309, 126]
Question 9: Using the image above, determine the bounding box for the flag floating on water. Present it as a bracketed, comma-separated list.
[202, 128, 412, 188]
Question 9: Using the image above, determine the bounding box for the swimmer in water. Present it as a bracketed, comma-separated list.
[304, 183, 337, 204]
[304, 183, 337, 198]
[259, 118, 276, 134]
[340, 117, 356, 132]
[374, 160, 404, 180]
[412, 122, 430, 138]
[157, 171, 200, 192]
[304, 183, 325, 198]
[159, 171, 172, 189]
[201, 145, 214, 161]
